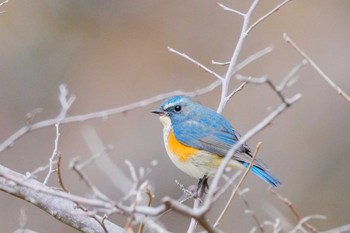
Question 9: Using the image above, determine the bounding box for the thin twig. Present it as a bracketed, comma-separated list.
[24, 160, 58, 180]
[57, 153, 69, 193]
[236, 46, 274, 71]
[212, 171, 242, 203]
[138, 189, 154, 233]
[239, 189, 264, 233]
[71, 159, 112, 202]
[236, 74, 294, 105]
[214, 142, 262, 227]
[236, 74, 267, 84]
[277, 59, 308, 91]
[290, 215, 326, 233]
[261, 218, 282, 233]
[226, 78, 250, 101]
[217, 2, 244, 16]
[168, 47, 223, 80]
[269, 188, 318, 233]
[246, 0, 293, 35]
[320, 223, 350, 233]
[43, 124, 61, 185]
[57, 84, 76, 119]
[77, 145, 114, 170]
[265, 79, 289, 105]
[212, 46, 273, 69]
[284, 33, 350, 103]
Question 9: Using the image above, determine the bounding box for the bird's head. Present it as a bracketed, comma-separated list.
[151, 95, 198, 126]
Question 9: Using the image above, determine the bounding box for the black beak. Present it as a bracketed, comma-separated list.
[151, 108, 165, 115]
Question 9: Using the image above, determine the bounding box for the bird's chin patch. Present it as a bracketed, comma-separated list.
[159, 115, 171, 128]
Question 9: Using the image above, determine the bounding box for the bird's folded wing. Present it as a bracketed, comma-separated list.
[174, 120, 269, 170]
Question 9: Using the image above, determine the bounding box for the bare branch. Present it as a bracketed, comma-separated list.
[217, 2, 244, 16]
[226, 78, 250, 101]
[216, 0, 295, 112]
[212, 171, 242, 202]
[277, 59, 308, 91]
[24, 160, 58, 180]
[239, 189, 264, 233]
[261, 218, 282, 233]
[212, 46, 273, 68]
[236, 57, 308, 105]
[57, 153, 69, 193]
[237, 74, 291, 105]
[57, 84, 76, 119]
[290, 215, 326, 233]
[236, 74, 267, 84]
[168, 47, 223, 80]
[217, 0, 260, 113]
[43, 124, 61, 185]
[235, 46, 274, 71]
[0, 81, 221, 154]
[320, 223, 350, 233]
[246, 0, 293, 35]
[284, 33, 350, 103]
[138, 189, 155, 233]
[77, 145, 114, 170]
[0, 164, 123, 233]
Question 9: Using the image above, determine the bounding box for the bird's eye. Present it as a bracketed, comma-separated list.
[174, 105, 182, 112]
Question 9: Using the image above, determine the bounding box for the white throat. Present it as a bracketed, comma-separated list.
[159, 115, 172, 142]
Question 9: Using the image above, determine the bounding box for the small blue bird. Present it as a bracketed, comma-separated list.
[152, 95, 281, 190]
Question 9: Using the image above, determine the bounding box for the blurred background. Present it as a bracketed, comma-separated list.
[0, 0, 349, 232]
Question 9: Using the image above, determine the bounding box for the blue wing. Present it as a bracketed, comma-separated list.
[173, 119, 281, 186]
[173, 118, 254, 163]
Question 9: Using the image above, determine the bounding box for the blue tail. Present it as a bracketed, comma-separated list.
[243, 164, 281, 187]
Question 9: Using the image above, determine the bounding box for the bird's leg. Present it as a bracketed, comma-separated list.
[195, 174, 209, 198]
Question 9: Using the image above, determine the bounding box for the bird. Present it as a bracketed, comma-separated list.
[151, 95, 281, 194]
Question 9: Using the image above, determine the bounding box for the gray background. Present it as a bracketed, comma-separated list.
[0, 1, 349, 232]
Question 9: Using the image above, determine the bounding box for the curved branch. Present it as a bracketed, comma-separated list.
[0, 164, 124, 233]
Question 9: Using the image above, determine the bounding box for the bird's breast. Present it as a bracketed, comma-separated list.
[167, 130, 198, 162]
[159, 116, 225, 178]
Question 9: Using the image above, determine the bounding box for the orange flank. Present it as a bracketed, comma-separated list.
[168, 130, 200, 162]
